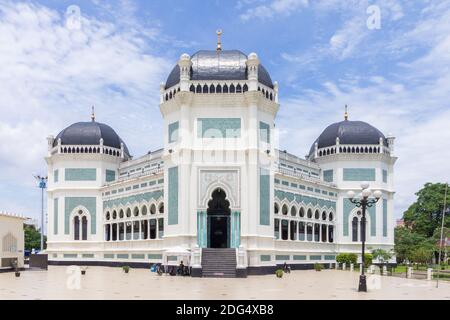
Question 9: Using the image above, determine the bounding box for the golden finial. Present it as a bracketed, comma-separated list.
[216, 29, 222, 51]
[344, 104, 349, 121]
[91, 106, 95, 122]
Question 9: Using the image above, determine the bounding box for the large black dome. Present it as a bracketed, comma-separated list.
[309, 120, 387, 157]
[165, 50, 274, 89]
[53, 121, 130, 157]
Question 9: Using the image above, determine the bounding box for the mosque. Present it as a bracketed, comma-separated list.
[44, 33, 396, 277]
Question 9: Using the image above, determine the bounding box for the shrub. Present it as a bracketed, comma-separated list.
[122, 265, 130, 273]
[336, 253, 357, 265]
[314, 263, 324, 271]
[348, 253, 358, 265]
[275, 269, 284, 278]
[364, 253, 373, 266]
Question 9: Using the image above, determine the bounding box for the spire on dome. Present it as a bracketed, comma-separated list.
[216, 29, 222, 51]
[344, 104, 349, 121]
[91, 106, 95, 122]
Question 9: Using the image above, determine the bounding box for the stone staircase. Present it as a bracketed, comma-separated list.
[201, 248, 237, 278]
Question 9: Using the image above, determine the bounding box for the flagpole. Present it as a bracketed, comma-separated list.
[436, 183, 448, 288]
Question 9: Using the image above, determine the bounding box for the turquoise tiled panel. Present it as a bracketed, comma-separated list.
[259, 121, 270, 143]
[382, 169, 388, 183]
[168, 121, 179, 143]
[274, 190, 336, 211]
[54, 198, 58, 235]
[106, 170, 116, 182]
[65, 168, 96, 181]
[148, 254, 163, 260]
[343, 168, 375, 181]
[324, 255, 336, 260]
[310, 255, 322, 260]
[131, 254, 145, 259]
[64, 197, 96, 235]
[230, 211, 241, 248]
[104, 254, 114, 259]
[197, 211, 207, 248]
[168, 166, 178, 225]
[260, 168, 270, 226]
[275, 255, 290, 261]
[103, 190, 163, 209]
[343, 198, 376, 237]
[54, 169, 59, 183]
[117, 254, 129, 259]
[323, 170, 333, 182]
[383, 199, 388, 237]
[293, 255, 306, 260]
[260, 255, 271, 262]
[197, 118, 241, 138]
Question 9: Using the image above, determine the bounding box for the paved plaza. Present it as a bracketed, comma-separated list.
[0, 266, 449, 300]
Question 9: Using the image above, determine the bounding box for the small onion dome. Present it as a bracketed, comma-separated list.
[309, 120, 387, 158]
[53, 121, 130, 157]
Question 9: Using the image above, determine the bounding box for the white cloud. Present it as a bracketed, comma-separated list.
[240, 0, 308, 21]
[0, 1, 171, 219]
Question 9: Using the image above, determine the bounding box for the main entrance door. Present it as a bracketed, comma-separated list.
[207, 188, 231, 248]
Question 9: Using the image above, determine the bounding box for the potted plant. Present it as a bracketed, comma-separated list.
[122, 265, 130, 273]
[275, 269, 284, 278]
[81, 266, 87, 275]
[314, 263, 323, 271]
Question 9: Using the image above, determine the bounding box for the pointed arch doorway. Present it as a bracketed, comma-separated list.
[207, 188, 231, 248]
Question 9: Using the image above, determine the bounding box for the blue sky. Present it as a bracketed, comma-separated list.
[0, 0, 449, 228]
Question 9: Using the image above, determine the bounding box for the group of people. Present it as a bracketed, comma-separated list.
[155, 261, 190, 276]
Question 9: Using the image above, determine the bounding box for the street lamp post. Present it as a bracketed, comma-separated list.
[34, 175, 48, 252]
[347, 182, 382, 292]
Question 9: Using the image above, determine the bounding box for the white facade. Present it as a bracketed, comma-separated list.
[45, 49, 397, 274]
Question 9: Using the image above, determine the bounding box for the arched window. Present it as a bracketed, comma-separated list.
[321, 224, 327, 242]
[126, 208, 131, 218]
[236, 84, 242, 93]
[223, 84, 229, 93]
[314, 210, 320, 219]
[119, 209, 124, 219]
[298, 222, 305, 241]
[106, 212, 110, 221]
[150, 204, 156, 215]
[112, 210, 117, 219]
[196, 84, 202, 93]
[243, 84, 248, 92]
[274, 203, 279, 214]
[307, 209, 313, 219]
[281, 220, 288, 240]
[282, 204, 288, 215]
[74, 216, 80, 240]
[328, 225, 334, 243]
[299, 207, 305, 217]
[352, 217, 359, 242]
[141, 205, 148, 215]
[230, 84, 235, 93]
[322, 211, 327, 220]
[290, 206, 297, 216]
[209, 84, 215, 93]
[190, 84, 195, 92]
[203, 84, 208, 93]
[306, 223, 313, 241]
[81, 216, 88, 240]
[133, 207, 139, 217]
[314, 223, 320, 241]
[329, 212, 333, 221]
[290, 221, 297, 240]
[158, 203, 164, 214]
[216, 84, 222, 93]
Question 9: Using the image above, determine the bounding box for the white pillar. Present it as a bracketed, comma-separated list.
[407, 267, 413, 278]
[382, 265, 388, 276]
[350, 263, 354, 272]
[427, 268, 432, 281]
[343, 262, 346, 270]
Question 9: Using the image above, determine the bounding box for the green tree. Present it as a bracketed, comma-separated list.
[24, 224, 46, 251]
[371, 248, 393, 265]
[411, 245, 434, 266]
[403, 183, 450, 238]
[394, 226, 427, 263]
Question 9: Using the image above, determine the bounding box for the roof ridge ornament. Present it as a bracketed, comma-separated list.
[91, 106, 95, 122]
[344, 104, 349, 121]
[216, 29, 222, 52]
